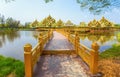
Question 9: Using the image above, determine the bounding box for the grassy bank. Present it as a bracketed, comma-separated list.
[100, 44, 120, 59]
[0, 55, 24, 77]
[98, 44, 120, 77]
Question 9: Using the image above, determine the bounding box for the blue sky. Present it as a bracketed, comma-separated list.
[0, 0, 120, 24]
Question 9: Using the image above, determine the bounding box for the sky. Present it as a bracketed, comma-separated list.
[0, 0, 120, 25]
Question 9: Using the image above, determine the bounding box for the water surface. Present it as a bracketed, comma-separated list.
[0, 30, 120, 61]
[0, 31, 39, 61]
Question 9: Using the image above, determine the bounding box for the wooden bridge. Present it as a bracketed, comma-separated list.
[24, 29, 99, 77]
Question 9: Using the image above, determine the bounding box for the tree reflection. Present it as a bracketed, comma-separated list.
[87, 35, 100, 42]
[78, 33, 114, 44]
[116, 32, 120, 44]
[99, 35, 114, 45]
[78, 34, 87, 40]
[0, 40, 2, 47]
[0, 30, 20, 47]
[0, 32, 6, 47]
[6, 31, 20, 42]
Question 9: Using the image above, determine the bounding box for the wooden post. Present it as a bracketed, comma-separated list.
[90, 42, 99, 74]
[38, 33, 42, 43]
[67, 30, 70, 40]
[48, 30, 50, 40]
[50, 30, 52, 39]
[39, 33, 43, 51]
[24, 43, 33, 77]
[75, 32, 79, 54]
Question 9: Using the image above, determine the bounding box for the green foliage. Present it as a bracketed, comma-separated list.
[117, 32, 120, 42]
[5, 0, 15, 3]
[43, 0, 120, 15]
[115, 24, 120, 27]
[0, 14, 5, 27]
[65, 20, 73, 26]
[6, 17, 20, 28]
[100, 44, 120, 59]
[56, 19, 64, 27]
[13, 60, 25, 77]
[44, 0, 53, 3]
[31, 20, 39, 27]
[79, 22, 86, 27]
[41, 15, 56, 27]
[24, 22, 31, 28]
[77, 0, 120, 15]
[0, 14, 20, 28]
[0, 55, 24, 77]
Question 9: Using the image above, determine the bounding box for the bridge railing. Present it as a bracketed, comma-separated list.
[57, 29, 99, 75]
[24, 30, 53, 77]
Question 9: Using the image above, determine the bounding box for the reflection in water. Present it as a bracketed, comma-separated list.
[0, 30, 120, 61]
[6, 31, 20, 42]
[116, 32, 120, 43]
[79, 33, 115, 44]
[0, 40, 2, 47]
[77, 32, 118, 51]
[0, 31, 39, 61]
[0, 30, 20, 48]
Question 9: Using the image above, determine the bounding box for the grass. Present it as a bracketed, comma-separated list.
[0, 55, 24, 77]
[98, 43, 120, 77]
[99, 44, 120, 59]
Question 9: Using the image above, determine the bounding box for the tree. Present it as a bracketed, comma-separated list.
[6, 17, 20, 28]
[31, 20, 39, 27]
[41, 18, 47, 27]
[46, 15, 56, 27]
[79, 22, 86, 27]
[76, 0, 120, 15]
[25, 22, 31, 28]
[56, 19, 64, 27]
[4, 0, 14, 3]
[44, 0, 120, 15]
[0, 14, 5, 27]
[65, 20, 73, 26]
[41, 15, 56, 27]
[44, 0, 53, 3]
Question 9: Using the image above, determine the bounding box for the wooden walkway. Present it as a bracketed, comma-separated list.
[33, 31, 90, 77]
[44, 31, 74, 50]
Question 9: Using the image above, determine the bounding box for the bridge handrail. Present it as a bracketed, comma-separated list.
[79, 43, 91, 53]
[57, 29, 99, 75]
[24, 30, 53, 77]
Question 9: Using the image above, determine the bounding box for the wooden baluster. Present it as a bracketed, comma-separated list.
[24, 44, 33, 77]
[90, 42, 99, 74]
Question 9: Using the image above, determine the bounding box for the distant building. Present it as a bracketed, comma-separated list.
[88, 17, 114, 27]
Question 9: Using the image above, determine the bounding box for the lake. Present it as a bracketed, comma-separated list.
[0, 30, 120, 61]
[0, 31, 38, 61]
